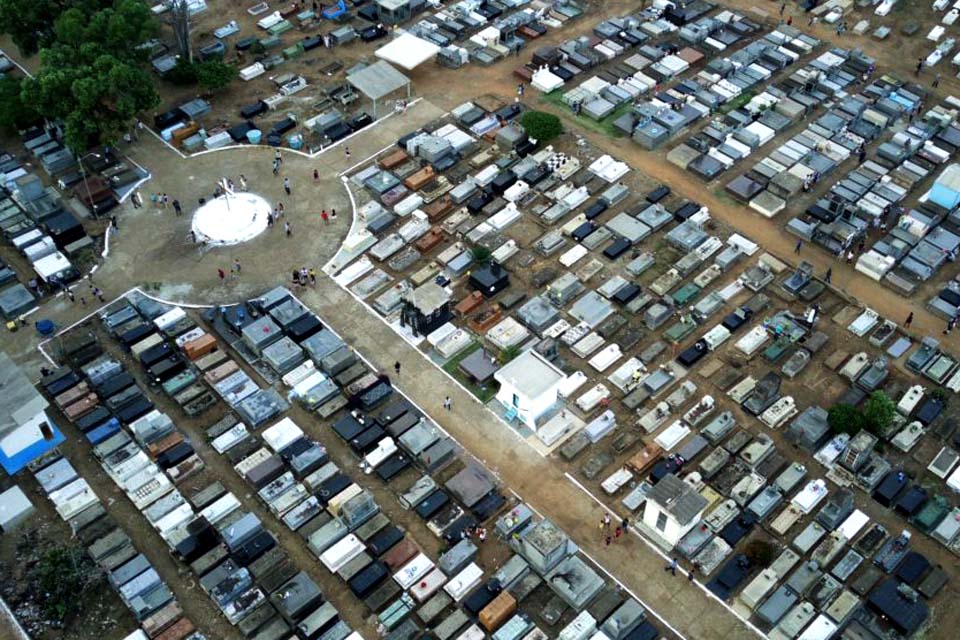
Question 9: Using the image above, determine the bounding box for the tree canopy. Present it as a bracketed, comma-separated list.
[520, 110, 563, 143]
[4, 0, 161, 150]
[827, 391, 896, 437]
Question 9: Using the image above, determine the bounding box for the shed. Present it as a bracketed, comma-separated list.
[642, 473, 708, 546]
[347, 61, 411, 118]
[0, 352, 65, 474]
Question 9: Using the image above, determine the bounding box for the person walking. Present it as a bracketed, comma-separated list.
[621, 517, 629, 533]
[794, 239, 802, 254]
[443, 396, 452, 411]
[934, 73, 942, 89]
[846, 250, 854, 264]
[665, 558, 678, 576]
[308, 268, 316, 285]
[233, 258, 241, 275]
[688, 564, 697, 582]
[313, 168, 319, 183]
[344, 146, 351, 160]
[272, 159, 279, 176]
[275, 149, 282, 166]
[614, 526, 622, 542]
[277, 202, 285, 217]
[905, 312, 914, 328]
[916, 58, 924, 75]
[130, 191, 141, 209]
[945, 318, 956, 335]
[602, 513, 611, 530]
[267, 211, 274, 228]
[91, 286, 104, 302]
[858, 146, 866, 164]
[110, 216, 118, 233]
[331, 208, 337, 221]
[605, 535, 612, 547]
[394, 361, 401, 376]
[239, 174, 247, 191]
[283, 177, 291, 195]
[787, 15, 792, 26]
[321, 210, 329, 224]
[161, 193, 169, 209]
[66, 288, 75, 303]
[218, 268, 226, 284]
[284, 221, 292, 237]
[825, 267, 832, 284]
[172, 199, 182, 216]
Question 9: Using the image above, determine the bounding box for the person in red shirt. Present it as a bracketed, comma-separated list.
[321, 211, 329, 224]
[217, 268, 225, 283]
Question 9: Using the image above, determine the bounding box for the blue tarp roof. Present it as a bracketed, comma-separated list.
[0, 415, 65, 475]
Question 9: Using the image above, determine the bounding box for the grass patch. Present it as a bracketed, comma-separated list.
[718, 90, 755, 114]
[442, 341, 499, 403]
[539, 89, 634, 138]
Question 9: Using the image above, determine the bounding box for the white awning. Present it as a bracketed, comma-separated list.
[375, 32, 440, 70]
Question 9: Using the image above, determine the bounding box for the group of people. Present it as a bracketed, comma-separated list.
[599, 513, 630, 546]
[292, 267, 318, 286]
[460, 525, 488, 542]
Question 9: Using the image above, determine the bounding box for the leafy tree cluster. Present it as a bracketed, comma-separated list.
[520, 110, 563, 143]
[167, 58, 237, 91]
[0, 0, 160, 150]
[827, 391, 896, 436]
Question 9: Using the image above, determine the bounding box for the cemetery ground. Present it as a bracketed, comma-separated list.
[3, 0, 960, 639]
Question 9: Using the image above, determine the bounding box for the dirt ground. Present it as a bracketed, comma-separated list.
[2, 0, 960, 638]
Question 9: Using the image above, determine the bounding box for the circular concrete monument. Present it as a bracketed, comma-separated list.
[191, 189, 271, 246]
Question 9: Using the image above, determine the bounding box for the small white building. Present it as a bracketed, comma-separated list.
[494, 350, 566, 431]
[642, 473, 709, 547]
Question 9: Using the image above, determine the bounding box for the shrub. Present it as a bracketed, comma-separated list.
[470, 245, 492, 264]
[520, 110, 562, 143]
[743, 540, 776, 567]
[166, 58, 198, 85]
[499, 344, 521, 363]
[828, 403, 864, 435]
[863, 391, 896, 435]
[196, 60, 236, 92]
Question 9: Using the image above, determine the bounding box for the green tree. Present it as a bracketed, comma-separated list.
[0, 77, 40, 132]
[0, 0, 127, 56]
[195, 60, 236, 92]
[18, 0, 160, 151]
[520, 110, 562, 143]
[828, 403, 865, 435]
[470, 245, 492, 265]
[863, 391, 896, 435]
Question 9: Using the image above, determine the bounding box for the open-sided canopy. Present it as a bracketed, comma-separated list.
[347, 60, 411, 101]
[375, 32, 440, 70]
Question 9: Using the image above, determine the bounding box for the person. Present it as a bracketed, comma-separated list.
[239, 174, 247, 191]
[614, 526, 622, 541]
[173, 199, 182, 216]
[394, 361, 401, 375]
[444, 396, 451, 411]
[110, 216, 118, 231]
[308, 268, 316, 285]
[779, 2, 785, 15]
[688, 564, 697, 581]
[846, 250, 854, 264]
[602, 513, 611, 529]
[136, 119, 144, 139]
[267, 212, 274, 228]
[794, 239, 802, 254]
[283, 177, 291, 195]
[277, 202, 285, 216]
[321, 210, 329, 224]
[621, 517, 629, 532]
[92, 286, 105, 302]
[130, 191, 141, 209]
[233, 258, 241, 275]
[218, 268, 226, 283]
[478, 528, 486, 542]
[344, 146, 351, 159]
[934, 73, 942, 89]
[162, 193, 169, 209]
[284, 221, 292, 237]
[313, 168, 319, 183]
[916, 58, 924, 75]
[945, 318, 956, 335]
[66, 288, 75, 302]
[275, 148, 282, 165]
[858, 146, 866, 164]
[905, 312, 914, 327]
[272, 159, 279, 176]
[605, 535, 611, 546]
[665, 558, 678, 576]
[825, 267, 832, 284]
[331, 208, 337, 220]
[786, 15, 792, 26]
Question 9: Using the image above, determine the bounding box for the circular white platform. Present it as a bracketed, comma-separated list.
[191, 193, 271, 246]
